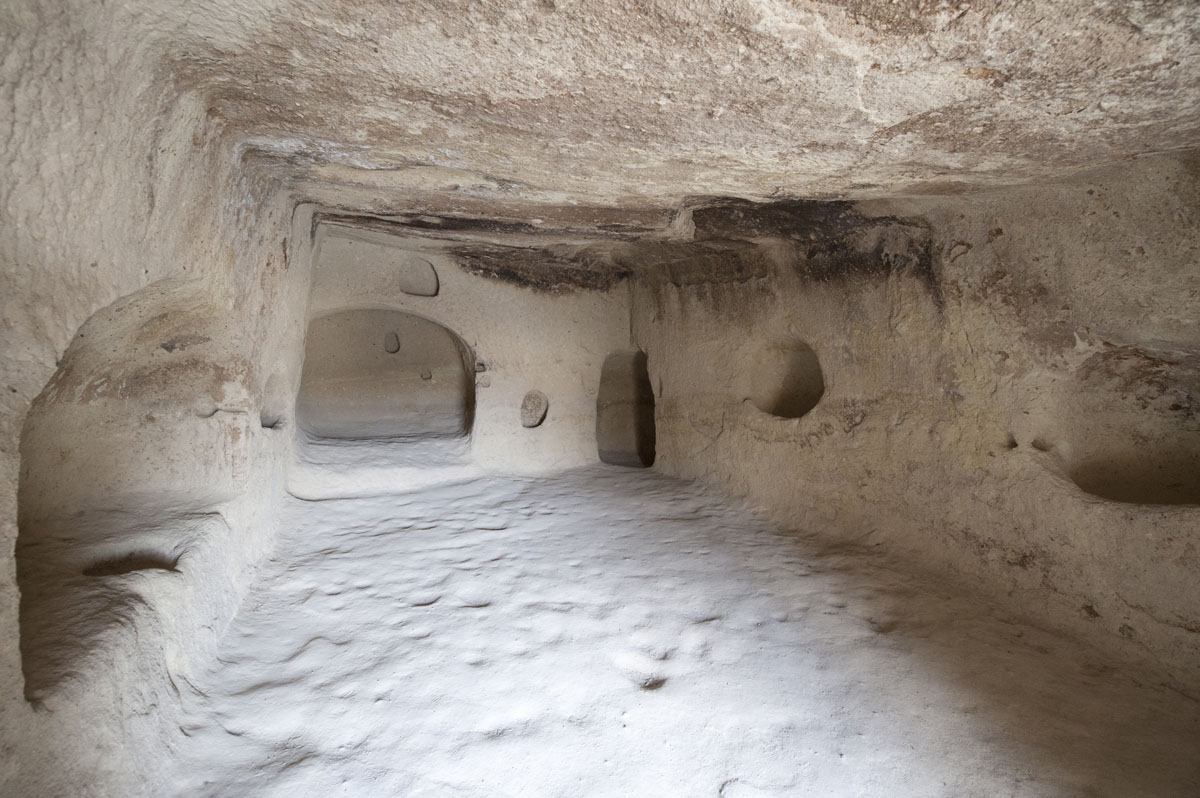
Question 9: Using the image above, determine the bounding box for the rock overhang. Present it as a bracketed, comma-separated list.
[164, 0, 1200, 206]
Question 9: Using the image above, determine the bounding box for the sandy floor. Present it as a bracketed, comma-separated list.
[168, 467, 1200, 797]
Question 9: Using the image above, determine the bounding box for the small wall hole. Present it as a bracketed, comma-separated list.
[521, 390, 550, 428]
[750, 340, 825, 420]
[260, 411, 285, 430]
[82, 552, 180, 577]
[260, 372, 289, 431]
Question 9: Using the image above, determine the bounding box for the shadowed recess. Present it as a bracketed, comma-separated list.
[297, 309, 475, 439]
[597, 350, 656, 468]
[750, 340, 825, 420]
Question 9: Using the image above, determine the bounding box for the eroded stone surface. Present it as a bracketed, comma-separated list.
[633, 154, 1200, 690]
[175, 1, 1200, 201]
[2, 3, 1199, 796]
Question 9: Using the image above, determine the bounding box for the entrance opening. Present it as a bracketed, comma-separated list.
[596, 350, 655, 467]
[297, 309, 474, 439]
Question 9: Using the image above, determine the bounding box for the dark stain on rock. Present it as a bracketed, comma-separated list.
[618, 240, 773, 285]
[682, 198, 942, 308]
[453, 245, 627, 293]
[338, 212, 543, 238]
[1077, 345, 1200, 416]
[868, 618, 899, 634]
[315, 210, 660, 245]
[963, 66, 1009, 88]
[980, 267, 1051, 311]
[687, 198, 867, 241]
[160, 334, 211, 353]
[1005, 551, 1038, 569]
[823, 0, 947, 34]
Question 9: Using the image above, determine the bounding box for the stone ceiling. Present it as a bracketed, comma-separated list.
[167, 0, 1200, 203]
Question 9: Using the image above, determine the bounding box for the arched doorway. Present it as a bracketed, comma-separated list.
[596, 350, 655, 467]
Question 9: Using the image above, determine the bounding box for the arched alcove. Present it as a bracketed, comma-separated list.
[596, 350, 655, 468]
[1066, 446, 1200, 506]
[1048, 346, 1200, 506]
[296, 309, 475, 439]
[14, 283, 261, 702]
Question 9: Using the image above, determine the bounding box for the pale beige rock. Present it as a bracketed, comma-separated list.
[1, 1, 1198, 795]
[631, 155, 1200, 691]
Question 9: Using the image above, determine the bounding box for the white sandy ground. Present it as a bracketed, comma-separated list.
[166, 467, 1200, 798]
